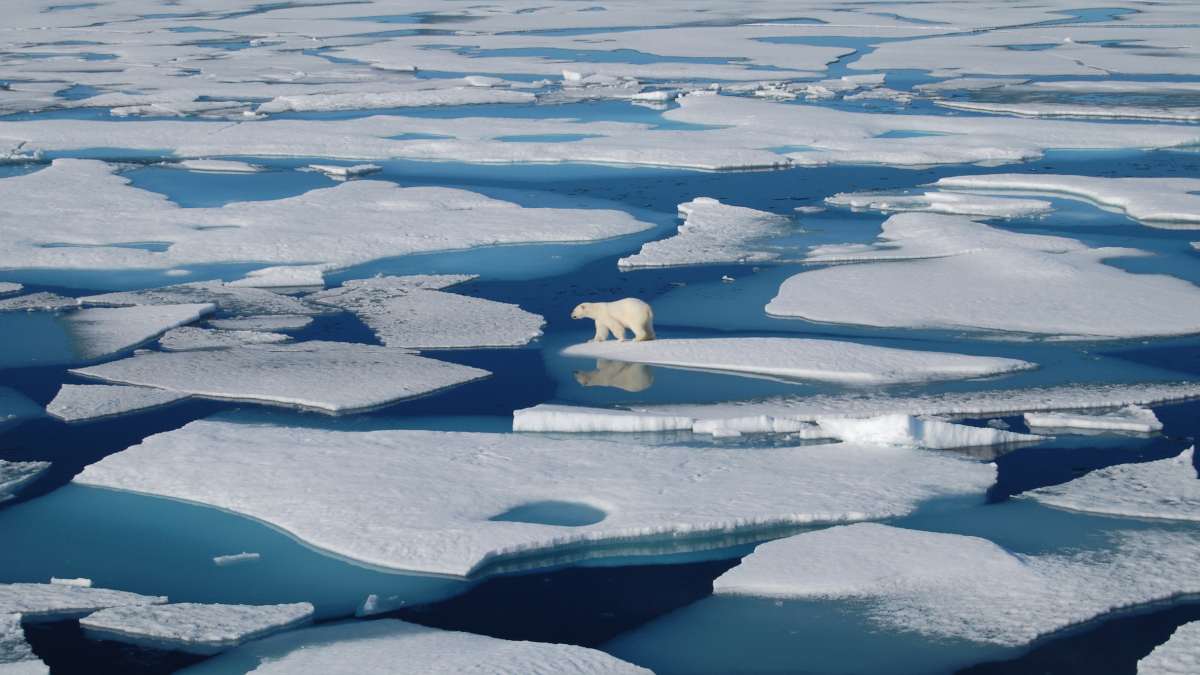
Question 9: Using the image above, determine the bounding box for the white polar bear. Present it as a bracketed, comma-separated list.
[571, 298, 656, 342]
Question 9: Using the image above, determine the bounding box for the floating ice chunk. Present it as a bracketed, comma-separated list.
[563, 338, 1034, 385]
[0, 293, 77, 312]
[167, 160, 264, 174]
[825, 190, 1052, 219]
[212, 553, 260, 567]
[0, 583, 165, 623]
[182, 619, 650, 675]
[0, 388, 43, 432]
[76, 421, 995, 577]
[813, 415, 1042, 450]
[309, 276, 544, 349]
[1, 614, 46, 675]
[207, 315, 312, 332]
[771, 214, 1200, 339]
[935, 174, 1200, 228]
[513, 404, 694, 433]
[64, 304, 214, 362]
[0, 460, 50, 503]
[159, 327, 290, 351]
[934, 100, 1200, 123]
[47, 384, 189, 423]
[618, 198, 792, 269]
[1026, 447, 1198, 522]
[82, 282, 322, 317]
[80, 602, 313, 655]
[306, 164, 381, 180]
[0, 283, 20, 296]
[227, 266, 326, 289]
[1139, 621, 1200, 675]
[713, 523, 1200, 647]
[1024, 405, 1162, 434]
[49, 579, 91, 588]
[257, 89, 534, 113]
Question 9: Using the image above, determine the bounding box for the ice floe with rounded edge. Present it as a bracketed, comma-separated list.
[64, 304, 214, 362]
[1139, 621, 1200, 675]
[0, 293, 78, 312]
[309, 275, 544, 349]
[563, 337, 1035, 385]
[80, 602, 314, 655]
[0, 461, 50, 503]
[0, 283, 20, 296]
[713, 523, 1200, 647]
[1026, 447, 1198, 522]
[0, 583, 165, 623]
[1024, 405, 1162, 434]
[1, 613, 46, 675]
[76, 420, 996, 577]
[206, 315, 312, 332]
[71, 341, 489, 414]
[46, 384, 189, 423]
[81, 281, 322, 317]
[770, 213, 1200, 339]
[825, 190, 1052, 219]
[934, 174, 1200, 228]
[227, 266, 327, 289]
[181, 618, 650, 675]
[159, 327, 290, 351]
[618, 198, 792, 269]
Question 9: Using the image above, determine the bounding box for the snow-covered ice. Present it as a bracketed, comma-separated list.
[64, 304, 214, 361]
[0, 461, 50, 503]
[714, 523, 1200, 647]
[562, 338, 1035, 385]
[825, 190, 1052, 219]
[49, 579, 90, 589]
[227, 266, 327, 290]
[1139, 621, 1200, 675]
[168, 160, 263, 174]
[1026, 447, 1199, 522]
[617, 198, 792, 268]
[72, 342, 489, 414]
[813, 415, 1041, 450]
[0, 584, 165, 623]
[306, 164, 381, 180]
[159, 327, 290, 351]
[0, 614, 45, 675]
[76, 420, 995, 577]
[80, 602, 313, 655]
[1024, 405, 1163, 434]
[933, 100, 1200, 123]
[0, 293, 78, 313]
[309, 276, 544, 349]
[0, 283, 20, 296]
[182, 619, 650, 675]
[206, 315, 312, 332]
[82, 281, 320, 318]
[257, 89, 535, 114]
[46, 384, 189, 423]
[514, 405, 695, 434]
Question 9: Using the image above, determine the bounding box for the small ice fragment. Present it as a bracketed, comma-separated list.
[212, 553, 260, 567]
[50, 578, 91, 588]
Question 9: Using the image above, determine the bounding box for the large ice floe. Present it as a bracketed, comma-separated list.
[1024, 405, 1163, 434]
[1025, 447, 1199, 522]
[46, 384, 189, 423]
[76, 420, 995, 577]
[934, 175, 1200, 229]
[183, 619, 650, 675]
[0, 160, 651, 273]
[63, 304, 214, 362]
[0, 583, 165, 623]
[617, 198, 792, 269]
[712, 523, 1200, 647]
[0, 461, 50, 503]
[562, 337, 1035, 385]
[1, 613, 45, 675]
[1139, 621, 1200, 675]
[71, 342, 489, 414]
[308, 276, 544, 349]
[79, 602, 313, 655]
[769, 213, 1200, 339]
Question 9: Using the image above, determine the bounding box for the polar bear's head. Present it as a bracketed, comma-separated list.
[570, 303, 594, 320]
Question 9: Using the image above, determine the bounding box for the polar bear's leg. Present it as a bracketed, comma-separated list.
[591, 320, 611, 342]
[631, 315, 655, 341]
[604, 319, 628, 342]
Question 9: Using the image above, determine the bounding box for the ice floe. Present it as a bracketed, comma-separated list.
[0, 293, 78, 313]
[934, 174, 1200, 228]
[812, 415, 1041, 450]
[1024, 405, 1163, 434]
[257, 89, 535, 114]
[227, 266, 327, 290]
[168, 160, 264, 174]
[0, 283, 20, 296]
[183, 619, 650, 675]
[306, 164, 381, 180]
[0, 614, 45, 675]
[562, 337, 1035, 385]
[1139, 621, 1200, 675]
[1026, 447, 1198, 522]
[770, 213, 1200, 339]
[309, 276, 544, 349]
[76, 420, 995, 577]
[514, 405, 695, 434]
[72, 342, 489, 414]
[933, 100, 1200, 123]
[825, 190, 1052, 219]
[713, 523, 1200, 647]
[206, 315, 312, 332]
[0, 583, 165, 623]
[212, 553, 260, 567]
[159, 327, 290, 351]
[617, 198, 792, 268]
[82, 281, 321, 318]
[0, 461, 50, 503]
[46, 384, 189, 423]
[80, 602, 313, 655]
[64, 304, 214, 362]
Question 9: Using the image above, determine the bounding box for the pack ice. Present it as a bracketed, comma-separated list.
[617, 198, 792, 269]
[1024, 405, 1163, 434]
[1026, 447, 1199, 522]
[46, 384, 189, 423]
[0, 584, 165, 623]
[825, 190, 1052, 219]
[1, 614, 45, 675]
[80, 602, 313, 655]
[75, 420, 995, 577]
[1139, 621, 1200, 675]
[158, 327, 290, 351]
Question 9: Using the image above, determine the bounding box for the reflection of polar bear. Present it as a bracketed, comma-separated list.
[575, 359, 654, 392]
[570, 298, 655, 342]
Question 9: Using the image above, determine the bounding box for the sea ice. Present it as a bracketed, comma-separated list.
[168, 160, 264, 174]
[1026, 447, 1198, 522]
[1023, 405, 1163, 433]
[159, 327, 290, 351]
[812, 415, 1041, 450]
[562, 338, 1035, 385]
[514, 405, 695, 434]
[309, 276, 544, 349]
[617, 198, 792, 268]
[0, 614, 45, 675]
[181, 619, 650, 675]
[206, 315, 312, 332]
[306, 164, 381, 180]
[212, 553, 260, 567]
[825, 190, 1052, 219]
[82, 281, 321, 318]
[0, 283, 20, 296]
[256, 88, 535, 114]
[71, 342, 489, 414]
[713, 523, 1200, 647]
[0, 293, 78, 312]
[227, 266, 327, 289]
[76, 420, 995, 577]
[0, 584, 165, 623]
[46, 384, 190, 423]
[1139, 621, 1200, 675]
[933, 100, 1200, 123]
[0, 461, 50, 503]
[63, 304, 214, 361]
[80, 602, 313, 655]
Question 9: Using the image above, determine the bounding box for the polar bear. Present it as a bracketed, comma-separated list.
[574, 359, 654, 392]
[571, 298, 655, 342]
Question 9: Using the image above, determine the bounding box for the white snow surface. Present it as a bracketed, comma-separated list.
[0, 461, 50, 503]
[257, 89, 535, 113]
[227, 266, 327, 289]
[617, 198, 792, 268]
[935, 174, 1200, 228]
[71, 342, 489, 413]
[1024, 405, 1163, 433]
[0, 614, 45, 675]
[81, 281, 321, 317]
[169, 160, 263, 174]
[826, 190, 1052, 219]
[514, 405, 695, 434]
[182, 619, 650, 675]
[0, 294, 77, 313]
[46, 384, 189, 423]
[1139, 621, 1200, 675]
[772, 213, 1200, 339]
[0, 584, 165, 623]
[309, 276, 544, 349]
[1027, 447, 1199, 522]
[714, 523, 1200, 647]
[80, 602, 314, 655]
[159, 327, 290, 351]
[562, 337, 1035, 385]
[0, 284, 21, 296]
[206, 315, 312, 332]
[306, 164, 381, 180]
[933, 100, 1200, 123]
[813, 415, 1041, 450]
[63, 304, 214, 361]
[76, 420, 995, 577]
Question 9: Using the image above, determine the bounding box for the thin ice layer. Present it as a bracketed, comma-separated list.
[1026, 447, 1199, 522]
[80, 602, 314, 655]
